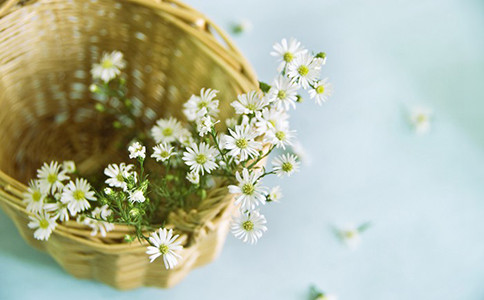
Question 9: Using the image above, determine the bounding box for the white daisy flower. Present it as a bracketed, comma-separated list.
[182, 142, 218, 175]
[23, 180, 46, 213]
[266, 76, 299, 110]
[308, 78, 333, 105]
[128, 141, 146, 160]
[183, 88, 220, 121]
[151, 143, 175, 162]
[83, 205, 115, 237]
[28, 211, 57, 241]
[104, 163, 135, 190]
[151, 117, 184, 144]
[62, 161, 76, 174]
[197, 115, 219, 137]
[315, 293, 338, 300]
[231, 210, 267, 244]
[268, 186, 283, 202]
[228, 168, 267, 211]
[225, 117, 238, 129]
[231, 91, 267, 115]
[37, 161, 69, 194]
[255, 108, 290, 134]
[146, 228, 183, 269]
[264, 125, 295, 150]
[44, 201, 70, 222]
[223, 124, 262, 161]
[128, 189, 146, 203]
[287, 52, 321, 89]
[272, 153, 300, 177]
[409, 106, 432, 135]
[91, 51, 126, 83]
[61, 178, 96, 215]
[338, 225, 361, 250]
[270, 38, 307, 72]
[186, 171, 200, 185]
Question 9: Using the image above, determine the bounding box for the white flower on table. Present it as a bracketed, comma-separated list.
[337, 222, 371, 250]
[37, 161, 69, 194]
[409, 106, 432, 135]
[223, 124, 262, 162]
[270, 38, 307, 72]
[146, 228, 183, 269]
[128, 141, 146, 160]
[182, 142, 218, 175]
[61, 178, 96, 215]
[231, 90, 267, 115]
[104, 163, 135, 191]
[308, 78, 333, 105]
[228, 168, 267, 211]
[23, 180, 46, 213]
[151, 143, 175, 163]
[231, 210, 267, 244]
[91, 51, 126, 83]
[266, 76, 299, 111]
[272, 153, 300, 177]
[183, 88, 219, 122]
[286, 52, 321, 89]
[151, 117, 185, 144]
[28, 211, 57, 241]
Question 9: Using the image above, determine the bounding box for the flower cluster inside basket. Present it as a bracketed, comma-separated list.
[23, 38, 332, 270]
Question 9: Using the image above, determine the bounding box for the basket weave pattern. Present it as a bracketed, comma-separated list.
[0, 0, 257, 289]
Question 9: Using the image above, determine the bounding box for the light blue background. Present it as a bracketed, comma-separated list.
[1, 0, 484, 299]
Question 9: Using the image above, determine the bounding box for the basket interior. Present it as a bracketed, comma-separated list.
[0, 0, 244, 183]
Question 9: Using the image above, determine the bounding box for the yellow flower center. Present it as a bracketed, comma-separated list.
[242, 220, 254, 231]
[32, 191, 42, 202]
[159, 244, 169, 255]
[282, 162, 293, 172]
[298, 65, 309, 76]
[116, 173, 124, 182]
[283, 52, 293, 62]
[316, 85, 325, 94]
[195, 154, 207, 164]
[275, 131, 286, 141]
[246, 103, 257, 111]
[416, 114, 427, 123]
[197, 100, 209, 109]
[39, 219, 50, 229]
[162, 127, 173, 137]
[161, 151, 170, 158]
[235, 138, 248, 149]
[73, 190, 85, 201]
[242, 183, 255, 195]
[102, 59, 114, 69]
[47, 173, 57, 184]
[344, 230, 356, 239]
[277, 90, 286, 99]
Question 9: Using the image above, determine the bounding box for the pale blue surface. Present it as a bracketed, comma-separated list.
[1, 0, 484, 299]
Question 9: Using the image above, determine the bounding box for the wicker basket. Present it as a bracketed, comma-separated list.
[0, 0, 258, 289]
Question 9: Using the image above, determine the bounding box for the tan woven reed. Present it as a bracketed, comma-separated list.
[0, 0, 258, 289]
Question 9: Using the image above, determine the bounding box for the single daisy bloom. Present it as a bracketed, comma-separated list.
[37, 161, 69, 194]
[231, 90, 267, 115]
[182, 142, 218, 175]
[272, 153, 300, 177]
[255, 108, 290, 134]
[338, 225, 362, 250]
[409, 106, 432, 135]
[128, 189, 146, 203]
[44, 201, 70, 222]
[62, 160, 76, 174]
[186, 171, 200, 185]
[264, 125, 295, 150]
[183, 88, 220, 121]
[266, 76, 299, 111]
[151, 117, 184, 144]
[308, 78, 333, 105]
[128, 141, 146, 160]
[286, 52, 321, 89]
[91, 51, 126, 83]
[270, 38, 307, 72]
[61, 178, 96, 215]
[23, 180, 46, 213]
[315, 294, 338, 300]
[151, 143, 175, 163]
[231, 210, 267, 244]
[104, 163, 135, 190]
[83, 205, 115, 237]
[197, 115, 219, 137]
[28, 211, 58, 241]
[146, 228, 183, 269]
[268, 186, 283, 202]
[228, 168, 267, 211]
[223, 124, 262, 161]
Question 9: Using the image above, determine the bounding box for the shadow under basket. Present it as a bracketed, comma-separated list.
[0, 0, 257, 289]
